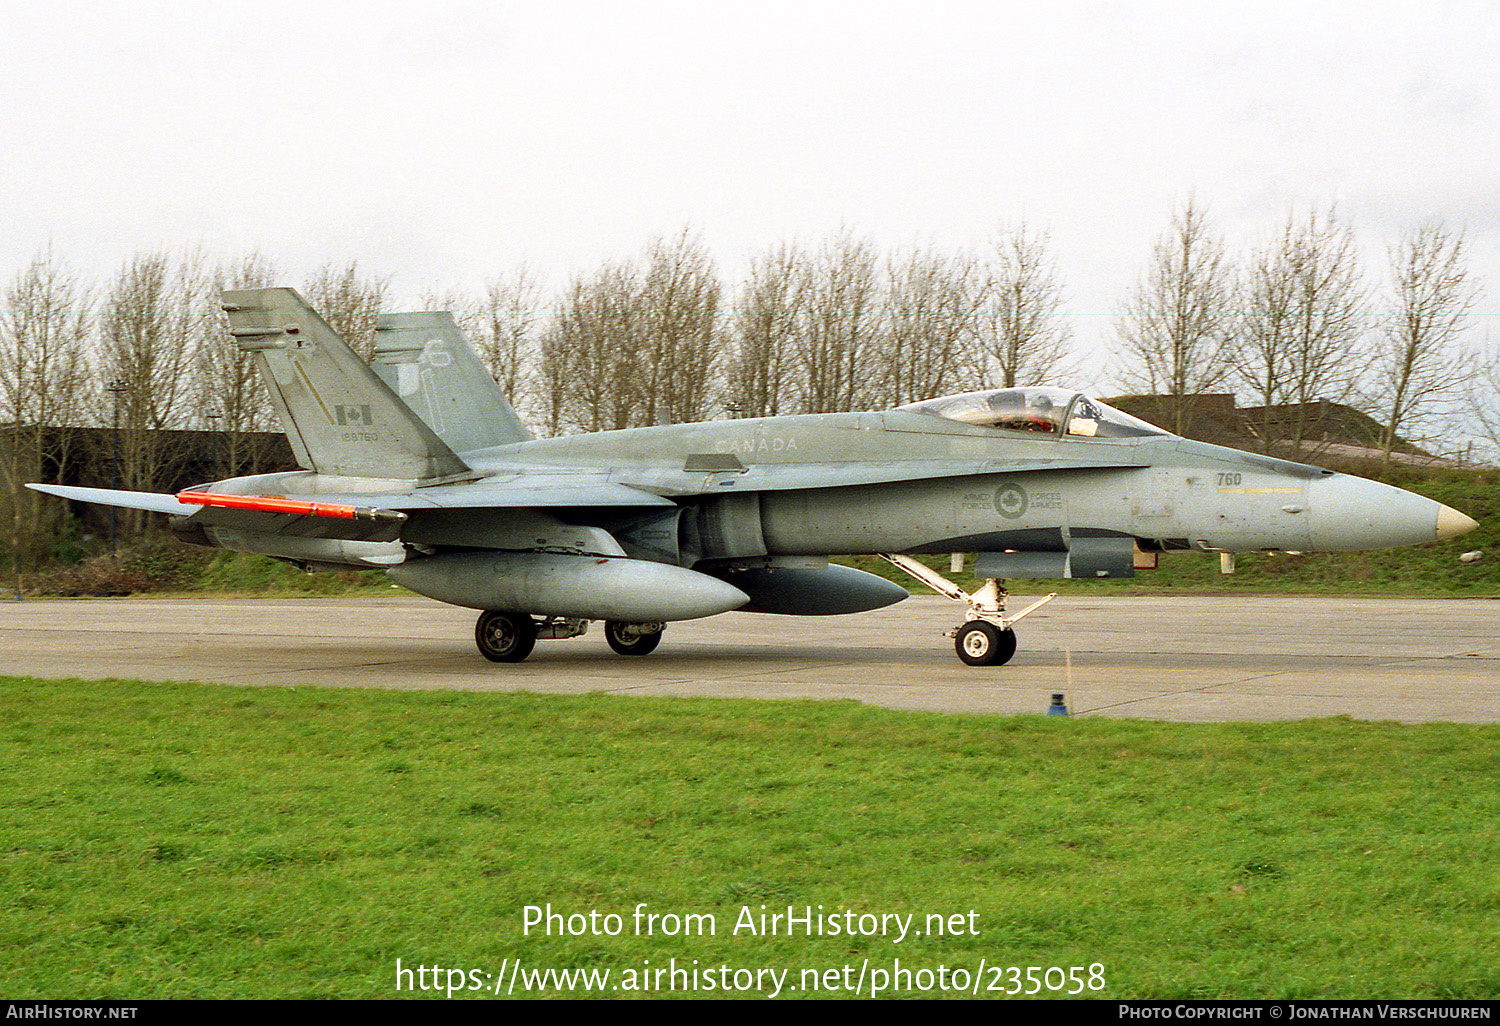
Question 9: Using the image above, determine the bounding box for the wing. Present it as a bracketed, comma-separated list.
[30, 476, 672, 546]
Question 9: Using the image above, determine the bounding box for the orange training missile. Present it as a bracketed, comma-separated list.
[176, 490, 404, 523]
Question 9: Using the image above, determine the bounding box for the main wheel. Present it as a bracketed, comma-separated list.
[475, 610, 537, 663]
[604, 621, 664, 656]
[955, 621, 1017, 666]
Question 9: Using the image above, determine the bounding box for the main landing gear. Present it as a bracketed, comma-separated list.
[603, 620, 665, 656]
[473, 610, 665, 663]
[474, 610, 536, 663]
[879, 554, 1056, 667]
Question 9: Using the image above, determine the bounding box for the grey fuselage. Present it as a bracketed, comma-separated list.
[194, 408, 1459, 574]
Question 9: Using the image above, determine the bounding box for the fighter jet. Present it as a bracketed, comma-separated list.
[31, 288, 1479, 666]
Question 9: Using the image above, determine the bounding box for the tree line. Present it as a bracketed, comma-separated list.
[0, 224, 1080, 444]
[0, 205, 1488, 569]
[1114, 200, 1481, 462]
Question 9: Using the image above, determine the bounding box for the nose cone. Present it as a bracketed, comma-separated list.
[1437, 503, 1480, 541]
[1306, 475, 1480, 551]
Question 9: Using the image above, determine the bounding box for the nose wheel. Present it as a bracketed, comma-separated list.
[879, 553, 1054, 667]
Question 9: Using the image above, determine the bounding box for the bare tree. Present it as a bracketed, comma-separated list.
[1467, 337, 1500, 465]
[203, 252, 280, 478]
[534, 319, 570, 440]
[1235, 208, 1367, 453]
[878, 244, 981, 406]
[796, 230, 880, 414]
[726, 243, 805, 418]
[974, 222, 1074, 391]
[637, 229, 721, 425]
[0, 249, 93, 588]
[540, 259, 642, 434]
[537, 233, 721, 433]
[1368, 222, 1478, 462]
[98, 251, 208, 526]
[477, 265, 544, 409]
[303, 261, 388, 359]
[1114, 200, 1235, 433]
[418, 286, 485, 343]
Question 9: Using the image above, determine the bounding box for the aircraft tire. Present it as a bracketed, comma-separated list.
[475, 610, 537, 663]
[604, 621, 663, 656]
[955, 621, 1017, 666]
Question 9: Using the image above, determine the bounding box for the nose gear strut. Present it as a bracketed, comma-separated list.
[878, 553, 1057, 666]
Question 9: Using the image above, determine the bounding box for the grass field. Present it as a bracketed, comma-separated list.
[3, 676, 1498, 1000]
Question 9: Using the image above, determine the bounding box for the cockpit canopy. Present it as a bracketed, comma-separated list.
[894, 387, 1170, 439]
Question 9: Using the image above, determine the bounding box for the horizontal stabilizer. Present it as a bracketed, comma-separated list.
[27, 483, 197, 515]
[27, 483, 408, 542]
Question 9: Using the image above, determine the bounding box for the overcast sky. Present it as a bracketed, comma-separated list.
[4, 0, 1498, 390]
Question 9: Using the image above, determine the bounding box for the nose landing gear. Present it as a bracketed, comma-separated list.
[879, 554, 1056, 667]
[955, 620, 1018, 666]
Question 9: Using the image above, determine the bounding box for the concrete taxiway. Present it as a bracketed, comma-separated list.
[2, 593, 1497, 723]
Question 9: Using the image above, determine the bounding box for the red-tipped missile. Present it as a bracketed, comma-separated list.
[176, 490, 405, 524]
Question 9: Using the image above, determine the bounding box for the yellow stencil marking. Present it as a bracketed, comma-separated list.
[294, 363, 338, 425]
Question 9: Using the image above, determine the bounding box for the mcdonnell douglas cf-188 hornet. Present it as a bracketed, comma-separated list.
[31, 288, 1479, 666]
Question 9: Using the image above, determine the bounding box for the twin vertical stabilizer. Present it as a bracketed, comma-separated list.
[370, 311, 532, 453]
[222, 288, 478, 483]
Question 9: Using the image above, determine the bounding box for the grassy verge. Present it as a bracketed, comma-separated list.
[3, 676, 1498, 999]
[23, 544, 393, 598]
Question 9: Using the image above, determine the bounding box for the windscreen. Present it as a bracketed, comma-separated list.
[896, 388, 1075, 434]
[896, 388, 1170, 439]
[1063, 396, 1170, 438]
